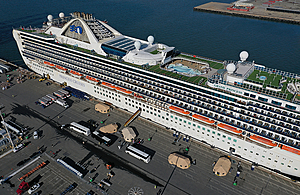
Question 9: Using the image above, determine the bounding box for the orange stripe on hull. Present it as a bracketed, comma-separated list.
[249, 135, 277, 147]
[169, 106, 190, 115]
[192, 114, 214, 124]
[281, 145, 300, 155]
[217, 123, 242, 134]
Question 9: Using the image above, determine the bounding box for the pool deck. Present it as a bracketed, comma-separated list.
[194, 0, 300, 24]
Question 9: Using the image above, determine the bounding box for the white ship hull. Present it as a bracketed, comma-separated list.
[18, 57, 300, 178]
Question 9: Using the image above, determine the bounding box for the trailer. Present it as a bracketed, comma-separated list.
[53, 91, 66, 99]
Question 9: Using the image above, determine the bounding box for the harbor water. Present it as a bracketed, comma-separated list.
[0, 0, 299, 74]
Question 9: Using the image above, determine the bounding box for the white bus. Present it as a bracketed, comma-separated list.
[69, 122, 90, 136]
[125, 144, 151, 163]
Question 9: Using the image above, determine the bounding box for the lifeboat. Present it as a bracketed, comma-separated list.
[169, 106, 190, 115]
[86, 76, 99, 84]
[101, 82, 116, 89]
[249, 135, 277, 147]
[192, 114, 214, 124]
[69, 70, 83, 78]
[44, 61, 55, 67]
[55, 65, 67, 72]
[217, 123, 242, 134]
[116, 86, 132, 94]
[134, 93, 143, 99]
[280, 145, 300, 155]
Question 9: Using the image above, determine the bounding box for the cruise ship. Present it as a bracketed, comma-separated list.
[13, 12, 300, 178]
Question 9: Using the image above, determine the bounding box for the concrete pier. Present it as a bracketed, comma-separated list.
[194, 1, 300, 24]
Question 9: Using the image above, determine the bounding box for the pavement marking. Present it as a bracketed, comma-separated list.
[0, 149, 13, 159]
[7, 156, 41, 178]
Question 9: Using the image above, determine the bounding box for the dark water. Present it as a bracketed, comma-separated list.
[1, 0, 300, 74]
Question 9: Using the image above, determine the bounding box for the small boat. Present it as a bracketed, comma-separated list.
[280, 144, 300, 156]
[116, 86, 132, 94]
[86, 76, 99, 84]
[192, 114, 214, 124]
[134, 93, 143, 99]
[102, 82, 116, 89]
[55, 65, 67, 72]
[44, 61, 55, 67]
[169, 106, 190, 115]
[249, 135, 277, 147]
[217, 123, 242, 134]
[69, 70, 83, 78]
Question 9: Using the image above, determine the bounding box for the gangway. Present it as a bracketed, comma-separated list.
[124, 108, 141, 127]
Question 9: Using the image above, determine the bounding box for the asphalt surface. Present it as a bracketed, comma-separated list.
[0, 68, 300, 195]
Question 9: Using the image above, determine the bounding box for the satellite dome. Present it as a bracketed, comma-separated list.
[226, 63, 236, 74]
[47, 15, 53, 22]
[240, 51, 249, 62]
[59, 12, 65, 18]
[134, 41, 141, 51]
[147, 35, 154, 45]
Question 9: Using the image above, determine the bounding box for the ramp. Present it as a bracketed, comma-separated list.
[124, 108, 141, 127]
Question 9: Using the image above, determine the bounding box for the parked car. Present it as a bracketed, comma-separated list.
[28, 183, 40, 194]
[33, 131, 38, 139]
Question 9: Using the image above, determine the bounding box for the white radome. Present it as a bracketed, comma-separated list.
[47, 15, 53, 22]
[134, 41, 141, 51]
[59, 12, 65, 18]
[147, 35, 154, 45]
[240, 51, 249, 62]
[226, 63, 236, 74]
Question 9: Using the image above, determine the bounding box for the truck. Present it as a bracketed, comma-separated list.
[41, 96, 53, 104]
[55, 98, 69, 108]
[58, 89, 71, 97]
[53, 91, 66, 99]
[38, 98, 49, 106]
[46, 94, 58, 101]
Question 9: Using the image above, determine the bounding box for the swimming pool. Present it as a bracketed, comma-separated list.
[259, 76, 267, 80]
[168, 64, 202, 76]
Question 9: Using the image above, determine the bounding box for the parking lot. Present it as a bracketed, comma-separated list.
[1, 68, 300, 195]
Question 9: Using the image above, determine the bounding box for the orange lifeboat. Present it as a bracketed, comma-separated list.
[217, 123, 242, 134]
[69, 70, 83, 78]
[86, 76, 99, 84]
[117, 87, 132, 94]
[55, 65, 67, 72]
[134, 93, 143, 99]
[249, 135, 277, 147]
[169, 106, 190, 115]
[280, 145, 300, 155]
[44, 61, 55, 67]
[101, 82, 116, 89]
[192, 114, 214, 124]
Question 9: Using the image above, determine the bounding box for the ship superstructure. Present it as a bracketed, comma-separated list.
[13, 12, 300, 177]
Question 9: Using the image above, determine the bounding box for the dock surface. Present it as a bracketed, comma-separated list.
[194, 1, 300, 24]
